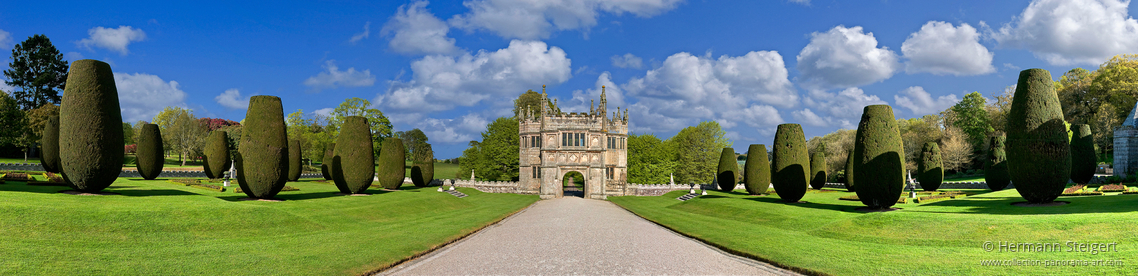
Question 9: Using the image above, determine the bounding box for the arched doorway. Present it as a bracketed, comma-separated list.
[562, 171, 585, 197]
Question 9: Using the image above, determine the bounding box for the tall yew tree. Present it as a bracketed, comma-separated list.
[4, 35, 68, 111]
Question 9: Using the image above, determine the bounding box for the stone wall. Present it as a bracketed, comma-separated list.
[449, 179, 537, 194]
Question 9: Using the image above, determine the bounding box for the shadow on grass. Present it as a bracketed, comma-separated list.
[912, 193, 1138, 215]
[743, 196, 863, 213]
[0, 183, 199, 197]
[218, 189, 395, 202]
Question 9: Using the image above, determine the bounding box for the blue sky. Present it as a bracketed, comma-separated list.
[2, 0, 1137, 158]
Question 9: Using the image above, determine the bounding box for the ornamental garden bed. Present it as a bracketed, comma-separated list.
[1, 173, 33, 182]
[1061, 185, 1103, 196]
[167, 179, 225, 192]
[1098, 184, 1128, 192]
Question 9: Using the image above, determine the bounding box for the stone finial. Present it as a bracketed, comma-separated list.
[624, 109, 628, 121]
[590, 99, 595, 115]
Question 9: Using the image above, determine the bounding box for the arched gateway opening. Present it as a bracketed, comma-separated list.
[562, 171, 585, 197]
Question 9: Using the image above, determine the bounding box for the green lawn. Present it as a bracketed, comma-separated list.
[402, 161, 461, 180]
[0, 157, 39, 164]
[0, 177, 537, 275]
[610, 188, 1138, 275]
[944, 175, 986, 182]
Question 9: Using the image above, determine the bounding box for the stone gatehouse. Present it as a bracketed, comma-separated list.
[1114, 102, 1138, 177]
[519, 85, 628, 199]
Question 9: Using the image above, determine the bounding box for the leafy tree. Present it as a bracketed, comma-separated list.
[327, 97, 392, 159]
[627, 133, 676, 184]
[672, 121, 731, 184]
[286, 109, 334, 164]
[3, 34, 68, 111]
[805, 129, 856, 182]
[513, 89, 558, 118]
[987, 85, 1015, 135]
[457, 117, 519, 181]
[950, 91, 993, 154]
[153, 106, 206, 165]
[940, 126, 973, 173]
[457, 140, 483, 180]
[395, 128, 429, 161]
[25, 104, 59, 142]
[122, 122, 134, 145]
[0, 91, 28, 156]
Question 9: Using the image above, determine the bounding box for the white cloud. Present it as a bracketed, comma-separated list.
[448, 0, 683, 39]
[989, 0, 1138, 65]
[611, 53, 643, 69]
[65, 52, 84, 61]
[902, 21, 995, 76]
[214, 89, 252, 110]
[802, 87, 887, 121]
[304, 60, 376, 91]
[349, 21, 370, 44]
[791, 108, 828, 127]
[78, 26, 146, 55]
[113, 73, 187, 122]
[788, 0, 810, 5]
[893, 86, 960, 116]
[311, 108, 334, 118]
[382, 40, 572, 113]
[796, 25, 899, 90]
[0, 29, 11, 49]
[0, 79, 14, 92]
[416, 113, 489, 143]
[568, 72, 626, 112]
[720, 105, 784, 129]
[381, 1, 461, 55]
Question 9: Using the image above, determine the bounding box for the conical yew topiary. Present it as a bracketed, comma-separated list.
[984, 135, 1011, 191]
[809, 151, 827, 189]
[321, 143, 335, 180]
[917, 142, 943, 191]
[235, 95, 289, 199]
[332, 116, 375, 193]
[288, 139, 301, 182]
[136, 124, 164, 180]
[203, 130, 230, 179]
[59, 59, 124, 192]
[1070, 124, 1095, 184]
[852, 105, 906, 209]
[844, 148, 855, 192]
[1006, 69, 1070, 203]
[39, 115, 61, 173]
[743, 144, 770, 195]
[377, 137, 406, 190]
[411, 144, 435, 187]
[772, 124, 809, 202]
[717, 148, 738, 191]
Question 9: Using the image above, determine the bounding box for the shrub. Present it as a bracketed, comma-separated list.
[852, 105, 906, 209]
[59, 60, 124, 192]
[332, 116, 375, 193]
[1006, 69, 1070, 203]
[321, 143, 335, 180]
[743, 144, 771, 195]
[288, 139, 301, 182]
[771, 124, 809, 202]
[203, 130, 231, 179]
[235, 95, 289, 199]
[809, 151, 826, 189]
[716, 147, 738, 191]
[39, 115, 61, 173]
[845, 148, 855, 192]
[917, 142, 943, 191]
[1070, 124, 1095, 184]
[411, 144, 435, 187]
[135, 124, 164, 180]
[377, 137, 406, 190]
[984, 135, 1010, 190]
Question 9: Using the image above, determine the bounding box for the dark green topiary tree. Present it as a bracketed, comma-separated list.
[135, 124, 164, 180]
[203, 130, 230, 179]
[39, 115, 61, 173]
[1070, 124, 1095, 184]
[984, 135, 1011, 191]
[716, 147, 738, 191]
[321, 143, 335, 180]
[844, 148, 855, 192]
[332, 116, 375, 193]
[772, 124, 809, 202]
[377, 137, 406, 190]
[288, 139, 301, 181]
[809, 151, 827, 189]
[917, 142, 943, 191]
[853, 105, 906, 209]
[411, 144, 435, 187]
[1006, 69, 1070, 203]
[235, 95, 289, 199]
[743, 144, 770, 195]
[59, 60, 124, 192]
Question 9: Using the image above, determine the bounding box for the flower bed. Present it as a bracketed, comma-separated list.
[1061, 185, 1102, 196]
[2, 173, 32, 181]
[1098, 184, 1128, 192]
[167, 179, 225, 192]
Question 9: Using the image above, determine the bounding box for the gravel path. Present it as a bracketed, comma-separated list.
[380, 197, 800, 276]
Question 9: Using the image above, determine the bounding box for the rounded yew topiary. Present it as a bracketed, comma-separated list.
[321, 143, 335, 180]
[852, 105, 906, 209]
[135, 124, 164, 180]
[716, 148, 738, 191]
[1006, 69, 1070, 203]
[203, 130, 230, 179]
[235, 95, 289, 199]
[1070, 124, 1095, 184]
[411, 144, 435, 187]
[332, 116, 375, 193]
[39, 115, 61, 173]
[59, 59, 124, 192]
[844, 148, 855, 192]
[771, 124, 809, 202]
[809, 151, 827, 190]
[743, 144, 770, 195]
[917, 142, 943, 191]
[288, 139, 302, 182]
[377, 137, 406, 190]
[984, 135, 1011, 191]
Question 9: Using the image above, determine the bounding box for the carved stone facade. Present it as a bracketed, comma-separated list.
[519, 85, 628, 200]
[1114, 102, 1138, 177]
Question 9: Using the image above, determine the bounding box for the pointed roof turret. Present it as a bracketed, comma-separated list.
[1125, 101, 1138, 127]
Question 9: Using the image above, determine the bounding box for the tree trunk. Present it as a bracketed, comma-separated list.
[181, 150, 187, 166]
